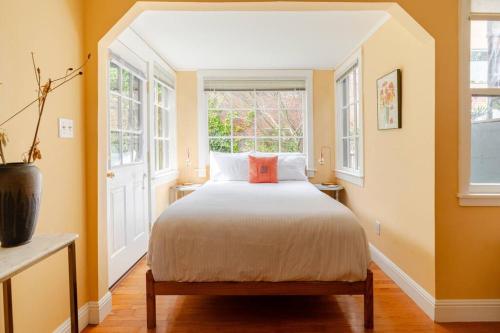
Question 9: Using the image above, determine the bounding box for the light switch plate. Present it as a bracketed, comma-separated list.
[58, 118, 74, 138]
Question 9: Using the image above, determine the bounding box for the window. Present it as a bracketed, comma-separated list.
[459, 0, 500, 205]
[153, 79, 174, 172]
[197, 71, 314, 177]
[206, 86, 305, 154]
[108, 60, 144, 168]
[335, 51, 363, 186]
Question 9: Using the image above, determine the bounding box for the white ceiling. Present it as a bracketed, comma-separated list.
[130, 10, 389, 70]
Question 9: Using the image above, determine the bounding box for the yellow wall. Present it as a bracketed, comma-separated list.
[339, 18, 436, 294]
[80, 0, 500, 310]
[177, 72, 201, 184]
[0, 0, 88, 331]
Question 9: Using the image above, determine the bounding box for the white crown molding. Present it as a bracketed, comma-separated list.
[369, 243, 436, 320]
[88, 291, 113, 325]
[52, 304, 89, 333]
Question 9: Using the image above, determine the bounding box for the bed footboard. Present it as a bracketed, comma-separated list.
[146, 269, 374, 329]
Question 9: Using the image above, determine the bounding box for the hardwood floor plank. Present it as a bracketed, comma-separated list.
[84, 259, 500, 333]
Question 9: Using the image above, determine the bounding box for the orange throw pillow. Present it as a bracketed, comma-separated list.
[248, 155, 278, 183]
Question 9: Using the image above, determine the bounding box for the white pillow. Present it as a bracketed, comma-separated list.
[251, 153, 307, 181]
[209, 152, 249, 181]
[278, 154, 308, 181]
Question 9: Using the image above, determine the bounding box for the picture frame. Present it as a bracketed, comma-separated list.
[377, 69, 402, 130]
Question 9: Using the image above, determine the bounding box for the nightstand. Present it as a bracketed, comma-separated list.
[174, 183, 203, 200]
[314, 184, 344, 201]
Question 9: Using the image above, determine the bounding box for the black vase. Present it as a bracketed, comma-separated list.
[0, 163, 42, 247]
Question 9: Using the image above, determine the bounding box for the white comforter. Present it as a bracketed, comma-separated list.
[148, 181, 370, 282]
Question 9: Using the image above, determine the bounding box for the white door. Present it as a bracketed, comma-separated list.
[107, 60, 149, 286]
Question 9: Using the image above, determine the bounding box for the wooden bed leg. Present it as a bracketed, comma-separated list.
[364, 269, 374, 329]
[146, 270, 156, 329]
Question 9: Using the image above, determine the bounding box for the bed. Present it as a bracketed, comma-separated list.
[146, 179, 373, 328]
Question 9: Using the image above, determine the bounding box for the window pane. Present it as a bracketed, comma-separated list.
[155, 140, 163, 171]
[280, 110, 303, 136]
[256, 110, 279, 136]
[110, 131, 121, 167]
[132, 76, 141, 101]
[207, 91, 234, 109]
[281, 138, 303, 153]
[109, 63, 119, 93]
[122, 133, 132, 164]
[471, 96, 500, 183]
[470, 21, 500, 88]
[131, 102, 141, 131]
[156, 106, 164, 137]
[157, 83, 163, 105]
[472, 96, 500, 121]
[256, 91, 279, 109]
[233, 110, 255, 136]
[121, 100, 131, 130]
[342, 79, 348, 107]
[471, 121, 500, 183]
[349, 103, 356, 136]
[279, 91, 302, 110]
[342, 106, 348, 137]
[124, 133, 142, 163]
[257, 138, 279, 152]
[209, 138, 231, 152]
[109, 95, 119, 130]
[233, 138, 255, 153]
[208, 110, 231, 136]
[231, 91, 254, 109]
[163, 140, 170, 169]
[342, 138, 349, 168]
[121, 70, 131, 97]
[471, 0, 500, 13]
[349, 138, 356, 169]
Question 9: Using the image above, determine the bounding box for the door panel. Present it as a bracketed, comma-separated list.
[110, 187, 127, 256]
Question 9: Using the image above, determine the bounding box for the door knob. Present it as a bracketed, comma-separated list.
[106, 171, 115, 178]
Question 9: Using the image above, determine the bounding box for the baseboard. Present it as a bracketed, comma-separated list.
[88, 291, 113, 324]
[369, 243, 500, 323]
[53, 303, 89, 333]
[369, 243, 436, 320]
[53, 292, 112, 332]
[435, 299, 500, 322]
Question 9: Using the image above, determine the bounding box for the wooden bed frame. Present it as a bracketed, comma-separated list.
[146, 268, 374, 329]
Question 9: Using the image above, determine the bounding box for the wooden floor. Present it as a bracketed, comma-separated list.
[84, 259, 500, 333]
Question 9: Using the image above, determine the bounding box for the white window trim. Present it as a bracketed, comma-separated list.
[197, 69, 314, 177]
[334, 49, 364, 186]
[458, 0, 500, 206]
[152, 78, 176, 176]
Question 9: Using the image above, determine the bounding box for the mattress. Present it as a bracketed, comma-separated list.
[148, 181, 370, 282]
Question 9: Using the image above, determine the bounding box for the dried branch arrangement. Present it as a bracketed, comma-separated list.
[0, 52, 90, 164]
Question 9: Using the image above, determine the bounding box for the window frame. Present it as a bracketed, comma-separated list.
[152, 78, 175, 175]
[197, 70, 314, 177]
[458, 0, 500, 206]
[334, 49, 364, 186]
[107, 58, 146, 169]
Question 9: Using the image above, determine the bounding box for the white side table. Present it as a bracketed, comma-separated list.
[314, 184, 344, 201]
[0, 233, 79, 333]
[174, 184, 203, 200]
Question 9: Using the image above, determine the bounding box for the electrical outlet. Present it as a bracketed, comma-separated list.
[59, 118, 74, 138]
[375, 220, 381, 236]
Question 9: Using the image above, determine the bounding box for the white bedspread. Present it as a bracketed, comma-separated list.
[148, 181, 370, 282]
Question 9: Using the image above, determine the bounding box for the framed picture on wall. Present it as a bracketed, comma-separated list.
[377, 69, 402, 129]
